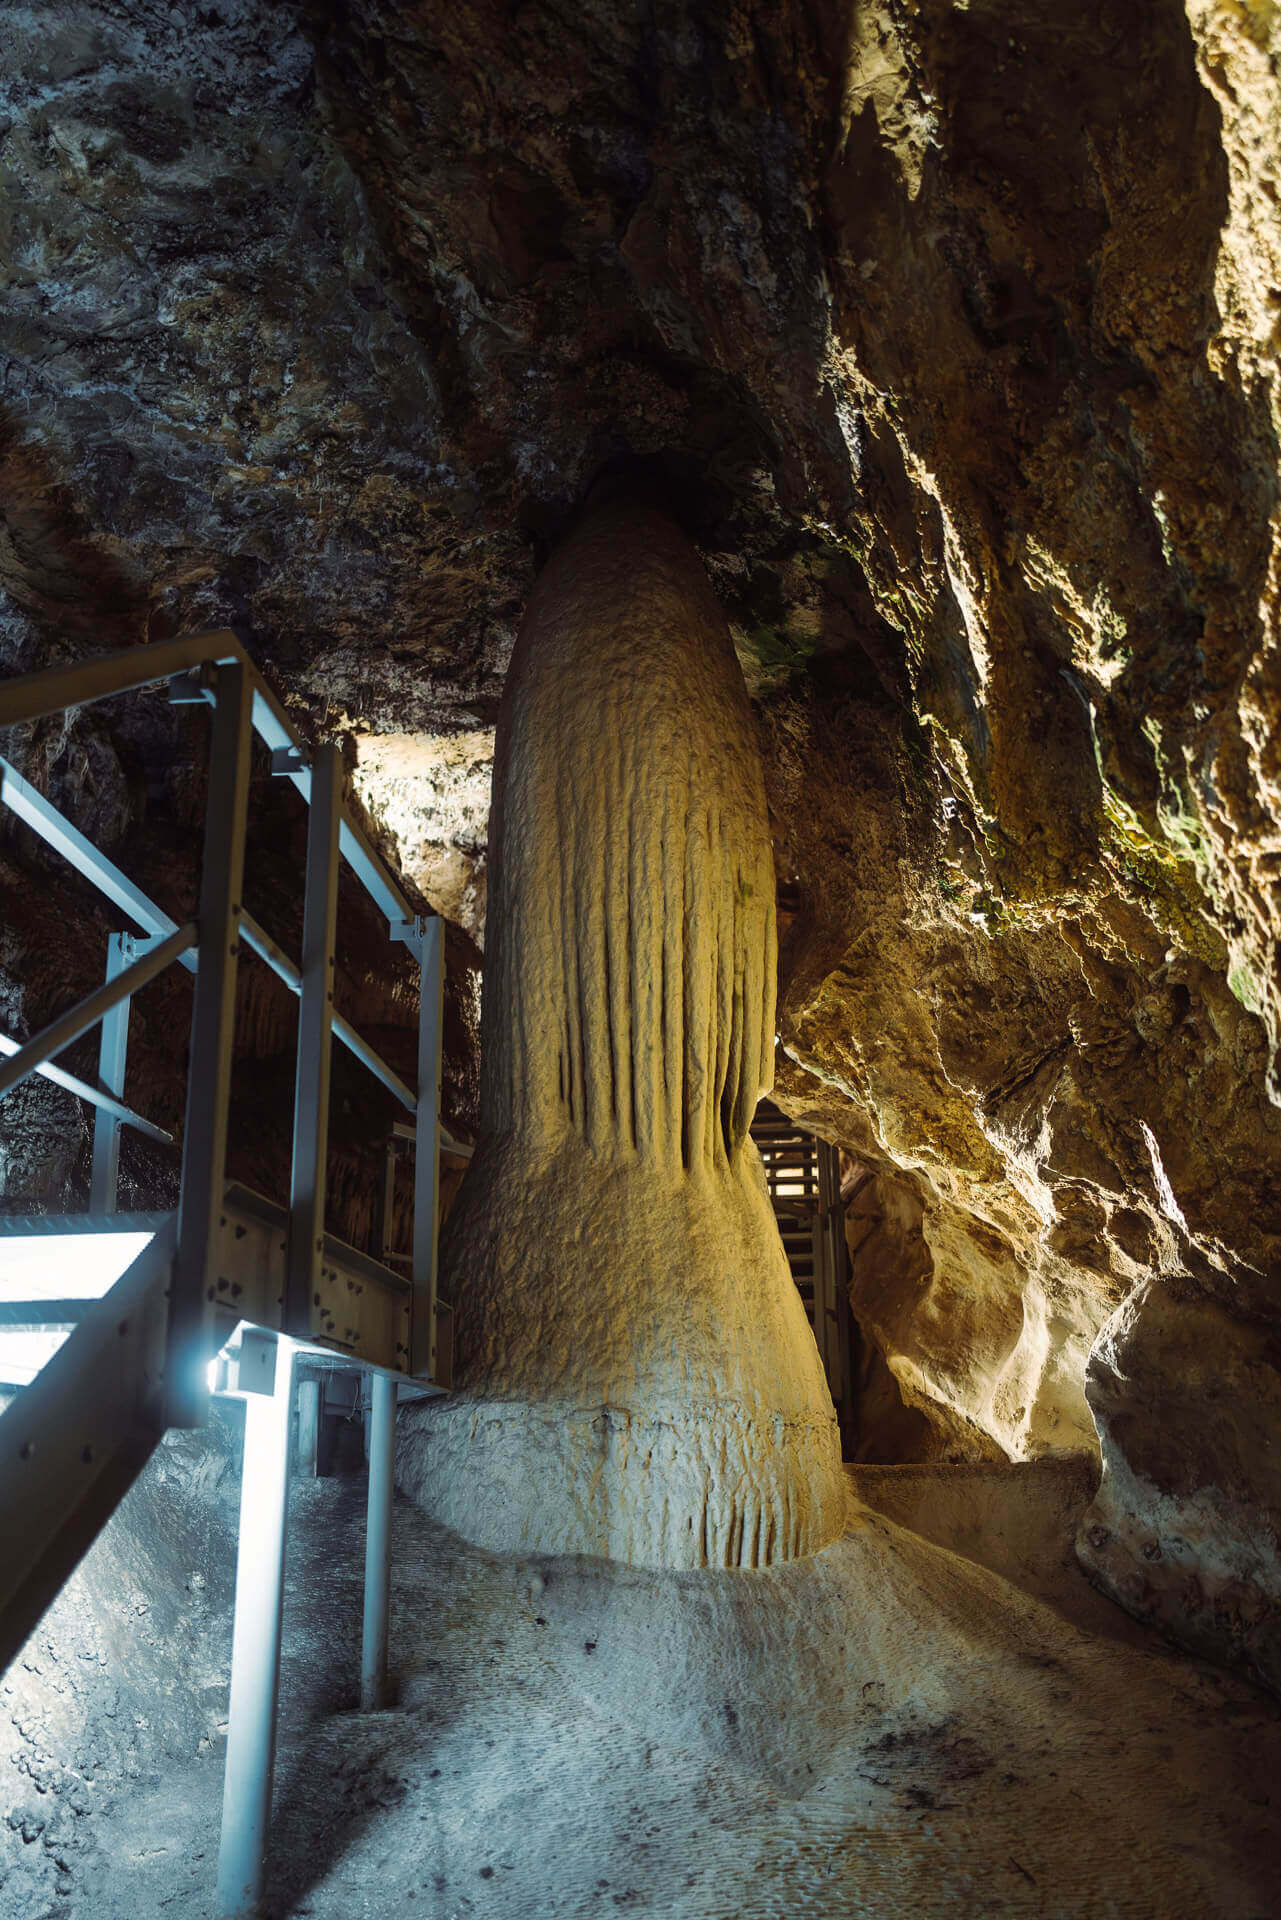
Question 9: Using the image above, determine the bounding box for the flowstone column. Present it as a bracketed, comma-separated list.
[398, 495, 847, 1568]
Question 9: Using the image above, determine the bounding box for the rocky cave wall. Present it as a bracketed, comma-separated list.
[2, 0, 1281, 1688]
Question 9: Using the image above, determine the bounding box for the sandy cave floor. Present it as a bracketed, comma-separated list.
[47, 1460, 1281, 1920]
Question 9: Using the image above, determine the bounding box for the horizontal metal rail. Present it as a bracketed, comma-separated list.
[0, 1207, 170, 1238]
[238, 912, 416, 1114]
[0, 923, 196, 1102]
[0, 1032, 174, 1144]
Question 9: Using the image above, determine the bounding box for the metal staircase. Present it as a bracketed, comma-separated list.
[752, 1098, 854, 1441]
[0, 631, 458, 1917]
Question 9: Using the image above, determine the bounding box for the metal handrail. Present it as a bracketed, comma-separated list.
[0, 757, 418, 1119]
[0, 628, 415, 932]
[0, 637, 450, 1911]
[0, 1032, 174, 1144]
[0, 922, 196, 1101]
[0, 630, 242, 727]
[0, 634, 444, 1390]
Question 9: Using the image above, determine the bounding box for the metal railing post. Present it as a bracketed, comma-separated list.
[90, 933, 135, 1214]
[0, 922, 195, 1104]
[171, 661, 254, 1428]
[411, 916, 443, 1378]
[361, 1371, 396, 1711]
[215, 1339, 295, 1920]
[286, 741, 342, 1338]
[296, 1375, 321, 1480]
[377, 1139, 397, 1261]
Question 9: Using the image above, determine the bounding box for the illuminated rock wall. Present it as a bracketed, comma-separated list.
[398, 496, 846, 1566]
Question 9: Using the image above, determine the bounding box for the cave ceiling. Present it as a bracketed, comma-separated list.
[3, 0, 1281, 1496]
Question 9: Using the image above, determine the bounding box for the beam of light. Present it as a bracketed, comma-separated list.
[0, 1230, 156, 1384]
[0, 1230, 156, 1298]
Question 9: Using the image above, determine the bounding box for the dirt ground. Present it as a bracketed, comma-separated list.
[6, 1447, 1277, 1920]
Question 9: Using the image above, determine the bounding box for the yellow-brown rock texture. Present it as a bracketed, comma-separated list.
[400, 495, 847, 1568]
[2, 0, 1281, 1686]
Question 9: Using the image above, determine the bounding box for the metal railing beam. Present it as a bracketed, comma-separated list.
[286, 742, 342, 1337]
[332, 1011, 416, 1115]
[0, 1033, 173, 1145]
[0, 921, 196, 1102]
[238, 911, 417, 1114]
[1, 634, 416, 937]
[0, 630, 242, 729]
[171, 663, 253, 1428]
[0, 757, 196, 967]
[277, 760, 415, 930]
[181, 676, 415, 932]
[90, 932, 158, 1212]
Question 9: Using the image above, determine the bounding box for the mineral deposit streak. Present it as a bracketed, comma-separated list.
[399, 495, 846, 1568]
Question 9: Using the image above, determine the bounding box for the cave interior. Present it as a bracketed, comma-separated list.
[3, 2, 1281, 1916]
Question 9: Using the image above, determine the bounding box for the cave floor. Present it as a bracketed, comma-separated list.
[72, 1459, 1279, 1920]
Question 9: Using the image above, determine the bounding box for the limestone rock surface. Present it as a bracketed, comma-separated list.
[1077, 1280, 1281, 1696]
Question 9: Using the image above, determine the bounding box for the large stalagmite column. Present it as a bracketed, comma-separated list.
[398, 493, 847, 1568]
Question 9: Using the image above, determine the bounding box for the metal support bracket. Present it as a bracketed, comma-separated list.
[168, 666, 216, 706]
[269, 745, 307, 779]
[389, 917, 424, 961]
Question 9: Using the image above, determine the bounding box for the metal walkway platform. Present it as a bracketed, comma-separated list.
[0, 630, 461, 1917]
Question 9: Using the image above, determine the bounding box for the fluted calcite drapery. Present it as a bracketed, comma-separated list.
[399, 495, 846, 1567]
